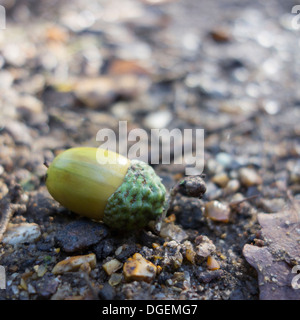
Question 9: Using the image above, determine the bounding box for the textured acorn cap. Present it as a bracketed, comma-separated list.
[103, 159, 167, 230]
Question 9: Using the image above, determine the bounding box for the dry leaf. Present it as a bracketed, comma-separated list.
[243, 207, 300, 300]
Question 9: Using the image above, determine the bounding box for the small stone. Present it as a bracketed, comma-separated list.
[35, 274, 59, 299]
[197, 269, 224, 283]
[102, 259, 123, 276]
[98, 283, 116, 300]
[94, 239, 115, 260]
[207, 256, 220, 271]
[2, 223, 41, 245]
[223, 179, 240, 195]
[52, 253, 96, 275]
[171, 175, 206, 198]
[55, 218, 108, 253]
[239, 167, 263, 187]
[4, 120, 33, 146]
[289, 162, 300, 183]
[195, 236, 216, 261]
[143, 110, 173, 129]
[159, 221, 188, 242]
[123, 253, 157, 283]
[204, 200, 231, 223]
[73, 77, 116, 109]
[170, 195, 204, 229]
[204, 182, 222, 200]
[17, 94, 43, 114]
[215, 152, 233, 168]
[34, 264, 47, 278]
[27, 283, 36, 295]
[212, 172, 229, 188]
[210, 28, 231, 42]
[183, 240, 196, 264]
[162, 241, 183, 270]
[259, 198, 286, 213]
[108, 273, 123, 286]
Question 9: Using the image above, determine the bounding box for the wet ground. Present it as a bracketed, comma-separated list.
[0, 0, 300, 300]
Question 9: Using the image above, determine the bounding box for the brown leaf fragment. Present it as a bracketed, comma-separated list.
[243, 207, 300, 300]
[243, 245, 300, 300]
[257, 212, 300, 265]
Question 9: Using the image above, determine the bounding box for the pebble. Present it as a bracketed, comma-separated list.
[143, 110, 173, 129]
[52, 253, 96, 275]
[2, 223, 41, 245]
[215, 152, 233, 168]
[223, 179, 240, 195]
[4, 120, 33, 146]
[34, 264, 47, 278]
[55, 218, 108, 253]
[73, 77, 118, 109]
[207, 256, 220, 271]
[183, 240, 196, 264]
[195, 236, 216, 261]
[209, 27, 232, 42]
[73, 75, 149, 109]
[259, 198, 286, 213]
[108, 273, 123, 286]
[17, 94, 43, 114]
[35, 274, 60, 299]
[162, 241, 183, 270]
[204, 200, 231, 223]
[204, 182, 222, 200]
[98, 283, 117, 300]
[123, 253, 157, 283]
[289, 162, 300, 183]
[159, 221, 188, 242]
[197, 269, 224, 283]
[102, 259, 123, 276]
[239, 167, 263, 187]
[212, 172, 229, 188]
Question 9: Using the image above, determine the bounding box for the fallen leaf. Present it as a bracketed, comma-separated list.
[243, 206, 300, 300]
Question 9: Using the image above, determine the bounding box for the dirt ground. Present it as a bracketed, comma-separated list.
[0, 0, 300, 301]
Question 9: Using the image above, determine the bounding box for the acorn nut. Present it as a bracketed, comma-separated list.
[45, 147, 167, 230]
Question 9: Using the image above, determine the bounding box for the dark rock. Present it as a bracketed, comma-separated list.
[115, 243, 138, 263]
[35, 274, 59, 299]
[94, 239, 115, 260]
[171, 175, 206, 199]
[196, 269, 224, 283]
[55, 218, 109, 253]
[169, 194, 205, 229]
[98, 283, 116, 300]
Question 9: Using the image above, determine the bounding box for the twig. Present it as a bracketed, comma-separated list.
[0, 201, 26, 242]
[228, 194, 261, 209]
[0, 182, 27, 243]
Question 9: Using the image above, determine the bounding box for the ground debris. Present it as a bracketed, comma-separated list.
[55, 218, 109, 253]
[123, 253, 157, 283]
[52, 253, 96, 275]
[243, 206, 300, 300]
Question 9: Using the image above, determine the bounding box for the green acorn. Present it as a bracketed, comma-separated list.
[45, 147, 166, 230]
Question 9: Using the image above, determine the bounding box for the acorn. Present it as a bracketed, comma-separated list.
[45, 147, 167, 231]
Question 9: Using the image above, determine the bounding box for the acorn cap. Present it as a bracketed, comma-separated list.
[103, 159, 167, 230]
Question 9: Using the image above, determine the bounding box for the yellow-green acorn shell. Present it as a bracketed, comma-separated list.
[45, 147, 167, 230]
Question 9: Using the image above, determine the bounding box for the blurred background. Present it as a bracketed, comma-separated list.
[0, 0, 300, 194]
